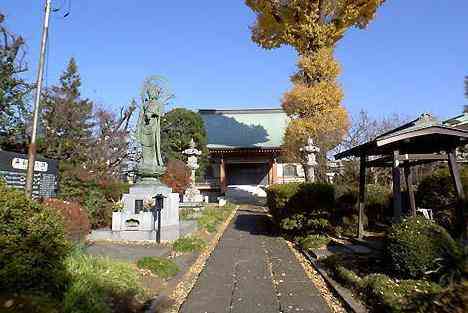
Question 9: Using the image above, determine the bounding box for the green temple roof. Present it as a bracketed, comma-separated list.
[444, 112, 468, 130]
[199, 109, 289, 149]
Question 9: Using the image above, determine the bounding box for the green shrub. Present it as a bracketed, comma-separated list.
[298, 234, 330, 250]
[363, 273, 442, 313]
[63, 252, 144, 313]
[386, 217, 458, 279]
[266, 183, 335, 233]
[83, 188, 111, 229]
[137, 257, 179, 279]
[322, 254, 364, 289]
[0, 182, 71, 294]
[58, 162, 129, 229]
[0, 293, 62, 313]
[172, 236, 206, 253]
[418, 282, 468, 313]
[335, 189, 357, 218]
[416, 170, 468, 235]
[335, 184, 390, 224]
[366, 184, 391, 222]
[431, 241, 467, 286]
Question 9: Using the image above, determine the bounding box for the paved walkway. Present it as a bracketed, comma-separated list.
[180, 206, 331, 313]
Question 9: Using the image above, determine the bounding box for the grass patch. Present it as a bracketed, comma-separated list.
[179, 208, 197, 220]
[298, 234, 330, 250]
[136, 257, 179, 279]
[197, 204, 235, 233]
[63, 251, 144, 313]
[172, 236, 206, 253]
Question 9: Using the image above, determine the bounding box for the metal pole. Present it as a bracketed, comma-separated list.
[157, 208, 161, 244]
[25, 0, 52, 197]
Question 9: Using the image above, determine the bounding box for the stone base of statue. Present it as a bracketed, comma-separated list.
[183, 184, 204, 204]
[110, 178, 180, 241]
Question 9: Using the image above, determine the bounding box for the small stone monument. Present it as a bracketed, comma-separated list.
[300, 137, 320, 182]
[182, 138, 204, 203]
[112, 77, 180, 241]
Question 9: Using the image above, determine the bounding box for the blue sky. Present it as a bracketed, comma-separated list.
[3, 1, 467, 121]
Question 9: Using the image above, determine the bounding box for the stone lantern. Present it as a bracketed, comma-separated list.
[182, 138, 204, 203]
[300, 137, 320, 182]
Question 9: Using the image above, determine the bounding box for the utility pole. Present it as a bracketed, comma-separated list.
[25, 0, 52, 197]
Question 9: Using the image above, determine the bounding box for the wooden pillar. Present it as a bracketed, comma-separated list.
[220, 158, 227, 193]
[269, 158, 277, 185]
[403, 162, 416, 216]
[392, 150, 402, 221]
[357, 155, 367, 239]
[447, 148, 467, 239]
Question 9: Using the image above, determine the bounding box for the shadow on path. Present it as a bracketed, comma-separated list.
[234, 211, 279, 237]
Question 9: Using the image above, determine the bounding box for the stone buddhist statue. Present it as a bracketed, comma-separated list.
[135, 77, 173, 180]
[110, 76, 180, 242]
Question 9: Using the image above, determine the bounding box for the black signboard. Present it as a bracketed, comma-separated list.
[0, 151, 59, 198]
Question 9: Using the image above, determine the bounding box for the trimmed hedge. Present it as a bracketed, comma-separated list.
[386, 217, 458, 279]
[0, 182, 71, 294]
[266, 183, 335, 234]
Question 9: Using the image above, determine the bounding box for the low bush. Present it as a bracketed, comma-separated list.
[322, 254, 365, 288]
[363, 273, 442, 313]
[386, 217, 458, 279]
[172, 236, 206, 253]
[0, 182, 71, 295]
[279, 216, 329, 236]
[298, 234, 330, 250]
[64, 251, 144, 313]
[137, 257, 179, 279]
[420, 282, 468, 313]
[83, 188, 111, 229]
[58, 162, 129, 229]
[416, 169, 468, 235]
[335, 184, 390, 225]
[42, 198, 90, 241]
[366, 184, 391, 223]
[0, 293, 62, 313]
[323, 251, 467, 313]
[430, 241, 467, 286]
[266, 183, 335, 234]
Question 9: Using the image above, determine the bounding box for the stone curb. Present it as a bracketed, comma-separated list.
[301, 249, 368, 313]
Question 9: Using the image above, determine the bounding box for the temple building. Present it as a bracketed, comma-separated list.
[196, 109, 305, 199]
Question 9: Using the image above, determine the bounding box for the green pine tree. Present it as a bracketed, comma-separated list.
[39, 58, 94, 161]
[0, 12, 31, 151]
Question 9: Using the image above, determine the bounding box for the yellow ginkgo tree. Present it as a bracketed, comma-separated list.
[246, 0, 385, 181]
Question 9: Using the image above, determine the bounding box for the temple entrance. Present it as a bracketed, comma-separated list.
[226, 163, 269, 186]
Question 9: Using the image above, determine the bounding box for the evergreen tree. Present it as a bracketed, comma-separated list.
[40, 58, 94, 161]
[161, 108, 208, 177]
[0, 12, 30, 151]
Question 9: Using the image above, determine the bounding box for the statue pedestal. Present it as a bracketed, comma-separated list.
[112, 180, 180, 241]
